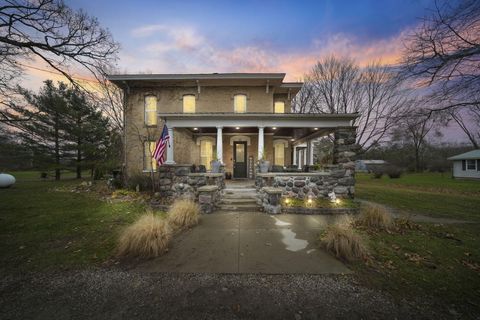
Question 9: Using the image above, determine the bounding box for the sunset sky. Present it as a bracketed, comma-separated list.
[20, 0, 470, 143]
[24, 0, 437, 86]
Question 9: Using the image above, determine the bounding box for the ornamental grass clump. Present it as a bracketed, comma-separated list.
[356, 204, 393, 231]
[320, 218, 368, 262]
[117, 213, 172, 258]
[167, 199, 200, 231]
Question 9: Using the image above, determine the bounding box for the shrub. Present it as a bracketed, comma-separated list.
[356, 204, 393, 231]
[385, 165, 403, 179]
[320, 220, 368, 262]
[371, 168, 383, 179]
[167, 199, 200, 231]
[126, 174, 154, 192]
[117, 213, 172, 258]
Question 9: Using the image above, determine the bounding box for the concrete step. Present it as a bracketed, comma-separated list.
[219, 198, 258, 204]
[222, 193, 257, 199]
[224, 188, 257, 193]
[217, 204, 261, 212]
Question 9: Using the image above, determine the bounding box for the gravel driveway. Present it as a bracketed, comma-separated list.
[0, 269, 448, 320]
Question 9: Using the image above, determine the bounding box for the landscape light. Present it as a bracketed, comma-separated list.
[272, 127, 277, 130]
[193, 127, 198, 130]
[235, 126, 240, 130]
[314, 127, 318, 130]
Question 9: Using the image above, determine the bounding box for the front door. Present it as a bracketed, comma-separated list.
[233, 141, 247, 178]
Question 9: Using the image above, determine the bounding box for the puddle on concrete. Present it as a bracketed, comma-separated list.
[271, 217, 308, 252]
[271, 216, 291, 226]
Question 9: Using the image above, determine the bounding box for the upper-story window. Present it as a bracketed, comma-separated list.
[234, 94, 247, 113]
[274, 101, 285, 113]
[144, 95, 157, 126]
[183, 94, 196, 113]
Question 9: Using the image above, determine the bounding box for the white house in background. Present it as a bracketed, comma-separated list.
[447, 150, 480, 180]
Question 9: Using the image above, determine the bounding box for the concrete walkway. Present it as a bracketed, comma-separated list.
[136, 212, 350, 274]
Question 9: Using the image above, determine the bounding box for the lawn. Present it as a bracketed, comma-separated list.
[356, 172, 480, 221]
[0, 179, 146, 273]
[354, 172, 480, 317]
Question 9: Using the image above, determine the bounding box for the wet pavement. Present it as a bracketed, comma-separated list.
[136, 212, 350, 274]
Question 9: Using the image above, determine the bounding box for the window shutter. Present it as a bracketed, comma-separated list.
[477, 159, 480, 171]
[462, 160, 466, 170]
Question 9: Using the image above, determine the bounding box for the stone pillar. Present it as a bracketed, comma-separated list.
[258, 126, 264, 159]
[216, 126, 223, 164]
[165, 127, 175, 164]
[333, 126, 358, 198]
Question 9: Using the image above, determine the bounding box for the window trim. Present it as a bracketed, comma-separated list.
[233, 94, 248, 113]
[182, 94, 196, 113]
[466, 159, 476, 170]
[144, 95, 158, 126]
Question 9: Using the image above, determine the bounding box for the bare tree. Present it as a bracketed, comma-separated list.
[294, 56, 410, 153]
[0, 0, 119, 121]
[448, 106, 480, 148]
[402, 0, 480, 114]
[391, 102, 443, 172]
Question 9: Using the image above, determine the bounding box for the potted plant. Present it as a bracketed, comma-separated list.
[258, 149, 270, 173]
[210, 158, 222, 173]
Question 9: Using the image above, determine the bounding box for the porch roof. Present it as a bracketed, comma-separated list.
[158, 112, 358, 129]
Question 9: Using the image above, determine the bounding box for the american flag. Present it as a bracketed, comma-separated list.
[153, 125, 170, 165]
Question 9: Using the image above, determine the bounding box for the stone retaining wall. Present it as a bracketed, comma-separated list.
[157, 164, 225, 207]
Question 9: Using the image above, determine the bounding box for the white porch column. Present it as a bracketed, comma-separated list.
[293, 146, 297, 165]
[303, 149, 307, 166]
[165, 126, 175, 164]
[298, 150, 302, 169]
[258, 126, 264, 159]
[308, 140, 314, 165]
[216, 126, 223, 163]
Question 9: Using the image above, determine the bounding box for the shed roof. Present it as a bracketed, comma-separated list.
[447, 149, 480, 160]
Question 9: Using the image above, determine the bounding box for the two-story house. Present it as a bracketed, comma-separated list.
[108, 73, 357, 180]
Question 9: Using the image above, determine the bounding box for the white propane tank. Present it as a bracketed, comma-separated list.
[0, 173, 16, 188]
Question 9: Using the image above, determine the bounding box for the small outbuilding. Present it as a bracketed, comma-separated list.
[447, 150, 480, 180]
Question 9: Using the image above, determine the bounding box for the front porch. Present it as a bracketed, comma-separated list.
[160, 113, 358, 178]
[154, 113, 359, 214]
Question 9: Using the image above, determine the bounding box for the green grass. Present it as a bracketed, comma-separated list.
[353, 172, 480, 316]
[357, 172, 480, 221]
[0, 179, 148, 272]
[353, 223, 480, 317]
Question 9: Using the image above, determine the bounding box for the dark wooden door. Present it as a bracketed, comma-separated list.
[233, 141, 247, 178]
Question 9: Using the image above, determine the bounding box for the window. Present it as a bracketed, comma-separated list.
[200, 139, 213, 170]
[274, 142, 285, 166]
[274, 101, 285, 113]
[183, 94, 196, 113]
[234, 94, 247, 113]
[467, 159, 476, 170]
[144, 141, 157, 171]
[144, 95, 157, 126]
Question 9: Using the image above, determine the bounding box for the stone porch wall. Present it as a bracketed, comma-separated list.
[256, 127, 358, 213]
[157, 164, 225, 213]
